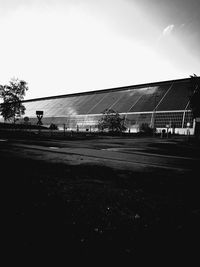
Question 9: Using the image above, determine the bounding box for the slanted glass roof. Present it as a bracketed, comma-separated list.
[18, 78, 193, 130]
[23, 78, 191, 118]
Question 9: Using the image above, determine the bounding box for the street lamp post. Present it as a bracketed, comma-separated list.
[166, 124, 169, 138]
[186, 122, 190, 139]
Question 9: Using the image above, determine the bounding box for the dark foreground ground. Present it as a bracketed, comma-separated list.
[2, 135, 200, 264]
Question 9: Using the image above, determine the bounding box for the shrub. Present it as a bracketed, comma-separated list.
[49, 123, 58, 130]
[139, 123, 153, 135]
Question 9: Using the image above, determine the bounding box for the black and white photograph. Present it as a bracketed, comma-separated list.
[1, 0, 200, 264]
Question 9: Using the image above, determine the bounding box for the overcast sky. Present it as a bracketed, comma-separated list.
[0, 0, 199, 99]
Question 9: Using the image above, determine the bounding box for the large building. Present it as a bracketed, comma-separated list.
[4, 77, 197, 134]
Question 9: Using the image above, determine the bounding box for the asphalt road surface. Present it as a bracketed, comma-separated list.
[1, 136, 199, 173]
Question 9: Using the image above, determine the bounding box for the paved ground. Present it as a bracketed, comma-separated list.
[1, 136, 199, 172]
[1, 135, 200, 264]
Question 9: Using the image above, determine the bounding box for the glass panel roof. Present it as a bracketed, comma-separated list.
[22, 79, 191, 121]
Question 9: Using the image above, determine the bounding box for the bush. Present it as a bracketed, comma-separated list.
[49, 123, 58, 130]
[98, 109, 126, 133]
[139, 123, 153, 135]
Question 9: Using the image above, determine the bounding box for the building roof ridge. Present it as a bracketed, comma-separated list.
[23, 77, 193, 103]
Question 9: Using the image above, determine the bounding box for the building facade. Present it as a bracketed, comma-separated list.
[1, 77, 195, 135]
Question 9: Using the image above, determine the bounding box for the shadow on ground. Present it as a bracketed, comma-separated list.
[2, 140, 200, 263]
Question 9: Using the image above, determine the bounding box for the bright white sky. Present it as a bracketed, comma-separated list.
[0, 0, 199, 99]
